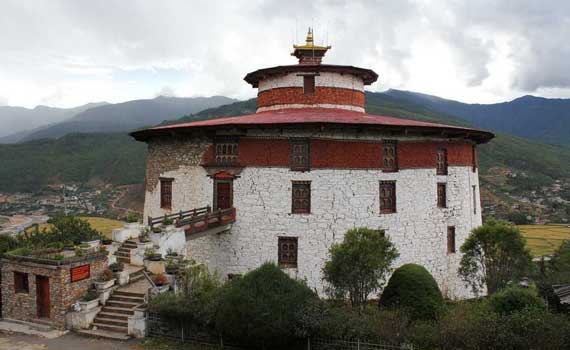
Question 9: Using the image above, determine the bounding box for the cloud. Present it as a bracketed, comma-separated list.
[0, 0, 569, 108]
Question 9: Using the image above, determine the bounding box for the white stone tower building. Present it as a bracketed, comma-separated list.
[131, 30, 494, 299]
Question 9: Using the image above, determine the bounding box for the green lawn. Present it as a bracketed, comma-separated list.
[518, 224, 570, 256]
[0, 216, 8, 226]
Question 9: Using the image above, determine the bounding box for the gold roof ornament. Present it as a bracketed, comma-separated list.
[292, 27, 331, 65]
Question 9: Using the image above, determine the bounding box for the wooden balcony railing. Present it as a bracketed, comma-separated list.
[148, 206, 236, 236]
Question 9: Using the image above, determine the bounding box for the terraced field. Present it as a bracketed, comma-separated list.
[28, 216, 125, 238]
[519, 224, 570, 256]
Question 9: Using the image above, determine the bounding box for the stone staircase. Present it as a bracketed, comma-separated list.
[115, 240, 137, 264]
[92, 290, 145, 334]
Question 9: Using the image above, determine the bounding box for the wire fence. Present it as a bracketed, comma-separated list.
[147, 313, 416, 350]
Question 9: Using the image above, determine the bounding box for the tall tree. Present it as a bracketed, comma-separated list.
[459, 220, 533, 295]
[323, 227, 399, 310]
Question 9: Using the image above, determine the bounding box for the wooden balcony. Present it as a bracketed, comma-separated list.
[148, 206, 236, 240]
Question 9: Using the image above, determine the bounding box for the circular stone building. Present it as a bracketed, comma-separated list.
[131, 30, 494, 299]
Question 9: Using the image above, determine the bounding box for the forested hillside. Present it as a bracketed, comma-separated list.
[2, 92, 570, 193]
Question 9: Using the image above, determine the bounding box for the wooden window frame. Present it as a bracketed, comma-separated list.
[160, 178, 173, 210]
[436, 148, 448, 175]
[290, 139, 311, 171]
[14, 271, 29, 294]
[472, 145, 478, 172]
[214, 138, 239, 165]
[437, 183, 447, 208]
[213, 179, 233, 211]
[278, 236, 298, 268]
[292, 181, 311, 214]
[380, 181, 397, 214]
[381, 140, 398, 172]
[303, 75, 315, 95]
[447, 226, 456, 254]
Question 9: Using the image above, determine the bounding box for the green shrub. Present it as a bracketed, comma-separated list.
[126, 212, 140, 223]
[52, 254, 65, 261]
[0, 235, 21, 255]
[379, 264, 443, 320]
[489, 286, 545, 315]
[501, 308, 570, 350]
[8, 247, 32, 256]
[81, 290, 99, 302]
[215, 262, 317, 348]
[149, 264, 221, 333]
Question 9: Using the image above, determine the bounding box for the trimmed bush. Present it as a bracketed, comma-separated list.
[215, 262, 317, 349]
[379, 264, 443, 320]
[489, 286, 545, 315]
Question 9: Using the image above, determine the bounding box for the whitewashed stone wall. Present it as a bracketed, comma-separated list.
[143, 134, 484, 299]
[258, 72, 365, 92]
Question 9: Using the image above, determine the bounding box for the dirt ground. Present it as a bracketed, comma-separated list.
[0, 331, 143, 350]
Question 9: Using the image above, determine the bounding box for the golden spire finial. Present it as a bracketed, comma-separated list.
[305, 27, 314, 46]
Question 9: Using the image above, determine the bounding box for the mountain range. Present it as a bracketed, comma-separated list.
[384, 90, 570, 145]
[1, 91, 570, 195]
[0, 96, 235, 143]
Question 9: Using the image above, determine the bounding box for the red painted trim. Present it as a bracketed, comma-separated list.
[202, 139, 475, 170]
[257, 87, 365, 109]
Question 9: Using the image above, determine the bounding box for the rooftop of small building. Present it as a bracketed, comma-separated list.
[130, 107, 495, 143]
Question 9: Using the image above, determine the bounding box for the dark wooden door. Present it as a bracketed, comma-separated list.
[36, 276, 50, 319]
[216, 182, 232, 210]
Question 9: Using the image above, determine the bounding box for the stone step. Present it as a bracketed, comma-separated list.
[117, 257, 130, 263]
[100, 306, 135, 316]
[129, 274, 144, 283]
[115, 251, 130, 257]
[125, 240, 137, 244]
[77, 329, 130, 340]
[92, 323, 128, 334]
[93, 317, 128, 327]
[97, 312, 129, 321]
[118, 248, 132, 253]
[123, 242, 138, 247]
[108, 295, 144, 303]
[114, 290, 145, 298]
[106, 300, 140, 309]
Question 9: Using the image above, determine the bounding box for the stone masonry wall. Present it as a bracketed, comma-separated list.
[144, 131, 483, 299]
[0, 255, 107, 328]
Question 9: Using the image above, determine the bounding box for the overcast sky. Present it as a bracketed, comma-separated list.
[1, 0, 569, 108]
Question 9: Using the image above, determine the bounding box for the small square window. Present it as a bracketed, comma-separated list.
[380, 181, 396, 214]
[14, 271, 29, 294]
[292, 181, 311, 214]
[436, 148, 448, 175]
[303, 75, 315, 95]
[447, 226, 456, 254]
[215, 139, 239, 165]
[290, 140, 310, 171]
[382, 140, 398, 172]
[278, 237, 298, 268]
[437, 183, 447, 208]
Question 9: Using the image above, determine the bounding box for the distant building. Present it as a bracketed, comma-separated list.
[131, 29, 494, 298]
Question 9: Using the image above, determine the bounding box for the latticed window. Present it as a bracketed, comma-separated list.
[437, 183, 447, 208]
[436, 148, 448, 175]
[291, 140, 310, 170]
[303, 75, 315, 95]
[380, 181, 396, 214]
[278, 237, 298, 268]
[382, 140, 398, 172]
[447, 226, 456, 254]
[292, 181, 311, 214]
[160, 178, 172, 210]
[14, 272, 29, 293]
[215, 139, 239, 165]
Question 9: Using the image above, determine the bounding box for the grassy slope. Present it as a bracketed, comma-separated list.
[28, 216, 125, 239]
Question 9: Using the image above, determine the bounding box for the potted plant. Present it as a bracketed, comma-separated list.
[166, 248, 178, 257]
[78, 290, 99, 311]
[126, 212, 140, 224]
[109, 262, 124, 273]
[152, 273, 170, 293]
[151, 226, 163, 234]
[165, 260, 179, 275]
[161, 217, 174, 226]
[101, 238, 113, 245]
[93, 269, 116, 291]
[75, 248, 84, 257]
[145, 248, 162, 261]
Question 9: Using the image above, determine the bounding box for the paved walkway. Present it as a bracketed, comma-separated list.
[0, 332, 142, 350]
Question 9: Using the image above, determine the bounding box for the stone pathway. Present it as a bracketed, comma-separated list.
[0, 332, 142, 350]
[0, 320, 65, 339]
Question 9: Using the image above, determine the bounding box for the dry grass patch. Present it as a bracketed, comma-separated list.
[27, 216, 125, 239]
